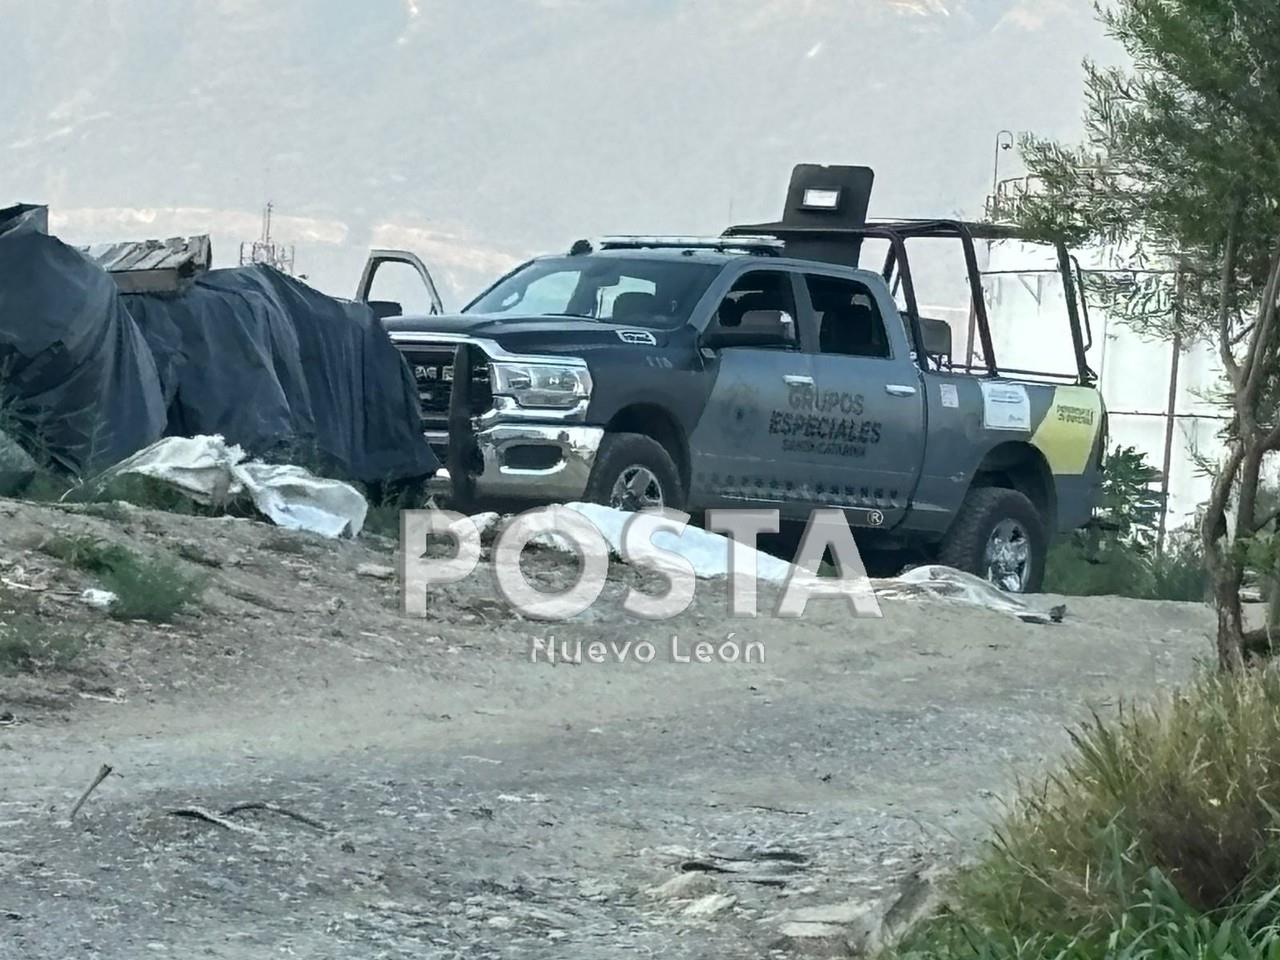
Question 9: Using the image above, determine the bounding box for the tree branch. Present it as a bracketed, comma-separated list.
[1253, 503, 1280, 534]
[1217, 207, 1244, 387]
[1242, 244, 1280, 406]
[1201, 440, 1245, 571]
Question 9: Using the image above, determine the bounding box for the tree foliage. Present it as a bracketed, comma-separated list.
[1044, 445, 1209, 601]
[1017, 0, 1280, 669]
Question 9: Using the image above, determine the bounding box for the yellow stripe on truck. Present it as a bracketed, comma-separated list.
[1030, 386, 1103, 475]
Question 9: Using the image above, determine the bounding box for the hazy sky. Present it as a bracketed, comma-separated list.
[3, 0, 1113, 303]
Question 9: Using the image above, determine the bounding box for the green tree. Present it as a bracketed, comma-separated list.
[1017, 0, 1280, 671]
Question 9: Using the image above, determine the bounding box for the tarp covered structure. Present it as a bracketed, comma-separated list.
[0, 204, 437, 487]
[0, 203, 166, 474]
[124, 266, 437, 484]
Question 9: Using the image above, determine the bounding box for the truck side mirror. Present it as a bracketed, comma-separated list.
[368, 299, 405, 321]
[703, 310, 796, 349]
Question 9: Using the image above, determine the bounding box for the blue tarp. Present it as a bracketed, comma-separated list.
[0, 204, 166, 474]
[124, 266, 438, 484]
[0, 204, 437, 485]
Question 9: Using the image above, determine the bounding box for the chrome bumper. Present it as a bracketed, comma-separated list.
[471, 423, 604, 502]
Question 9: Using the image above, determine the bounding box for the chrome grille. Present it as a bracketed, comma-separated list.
[396, 342, 493, 454]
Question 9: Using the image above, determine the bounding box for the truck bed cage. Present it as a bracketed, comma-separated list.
[725, 208, 1094, 386]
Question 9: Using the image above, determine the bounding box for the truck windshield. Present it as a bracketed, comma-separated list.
[465, 256, 719, 329]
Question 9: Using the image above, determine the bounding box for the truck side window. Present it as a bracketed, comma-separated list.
[805, 274, 891, 359]
[711, 270, 798, 349]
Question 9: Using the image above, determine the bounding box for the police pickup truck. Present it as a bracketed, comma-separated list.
[380, 165, 1105, 593]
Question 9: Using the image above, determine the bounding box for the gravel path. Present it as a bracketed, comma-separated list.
[0, 497, 1215, 958]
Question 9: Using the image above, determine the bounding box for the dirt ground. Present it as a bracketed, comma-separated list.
[0, 496, 1217, 958]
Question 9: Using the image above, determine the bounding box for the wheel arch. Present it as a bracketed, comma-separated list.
[604, 403, 690, 496]
[967, 440, 1057, 538]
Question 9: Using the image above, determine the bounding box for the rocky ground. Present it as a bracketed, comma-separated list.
[0, 496, 1216, 958]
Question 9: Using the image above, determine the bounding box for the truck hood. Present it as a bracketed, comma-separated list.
[382, 313, 675, 355]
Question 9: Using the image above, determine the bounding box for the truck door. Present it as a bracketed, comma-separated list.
[687, 269, 818, 518]
[355, 249, 445, 319]
[797, 270, 927, 529]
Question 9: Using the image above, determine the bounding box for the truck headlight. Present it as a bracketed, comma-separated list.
[489, 360, 592, 409]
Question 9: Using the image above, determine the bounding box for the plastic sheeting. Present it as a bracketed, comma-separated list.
[872, 565, 1063, 623]
[530, 502, 798, 583]
[122, 266, 438, 484]
[0, 204, 167, 473]
[104, 435, 369, 538]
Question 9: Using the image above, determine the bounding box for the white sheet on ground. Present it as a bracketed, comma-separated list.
[524, 502, 796, 584]
[872, 565, 1058, 623]
[102, 435, 368, 538]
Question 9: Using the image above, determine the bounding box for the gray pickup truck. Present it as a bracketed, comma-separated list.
[380, 165, 1106, 593]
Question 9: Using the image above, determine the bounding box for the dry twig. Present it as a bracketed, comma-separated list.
[222, 801, 330, 832]
[170, 806, 262, 835]
[68, 764, 113, 821]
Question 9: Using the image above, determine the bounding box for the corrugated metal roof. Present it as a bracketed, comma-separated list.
[79, 235, 211, 293]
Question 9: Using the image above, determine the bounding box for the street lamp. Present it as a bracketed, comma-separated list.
[969, 130, 1017, 369]
[991, 129, 1015, 219]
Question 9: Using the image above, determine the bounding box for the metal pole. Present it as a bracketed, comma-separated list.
[990, 130, 1014, 218]
[970, 130, 1015, 369]
[1156, 267, 1184, 555]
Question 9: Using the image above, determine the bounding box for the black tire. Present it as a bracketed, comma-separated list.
[583, 433, 684, 511]
[937, 487, 1047, 593]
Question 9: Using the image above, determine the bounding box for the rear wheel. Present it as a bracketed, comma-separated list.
[583, 433, 684, 511]
[937, 487, 1046, 593]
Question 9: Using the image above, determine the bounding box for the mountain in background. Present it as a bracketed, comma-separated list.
[3, 0, 1106, 304]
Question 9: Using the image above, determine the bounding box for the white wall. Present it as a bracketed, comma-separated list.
[982, 241, 1228, 528]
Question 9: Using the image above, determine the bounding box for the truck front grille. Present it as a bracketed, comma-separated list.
[396, 342, 493, 452]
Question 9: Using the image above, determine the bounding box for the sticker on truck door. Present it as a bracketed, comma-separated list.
[980, 381, 1031, 431]
[1030, 386, 1103, 474]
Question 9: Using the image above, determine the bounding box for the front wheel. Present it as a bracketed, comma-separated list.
[582, 433, 684, 512]
[937, 487, 1046, 593]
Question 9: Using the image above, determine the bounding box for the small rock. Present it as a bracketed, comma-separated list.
[777, 921, 849, 939]
[774, 897, 885, 955]
[578, 878, 621, 901]
[327, 597, 345, 614]
[646, 872, 719, 901]
[486, 916, 516, 930]
[780, 899, 879, 928]
[773, 920, 856, 956]
[80, 588, 118, 610]
[177, 541, 223, 568]
[682, 893, 737, 918]
[879, 866, 946, 949]
[357, 563, 395, 581]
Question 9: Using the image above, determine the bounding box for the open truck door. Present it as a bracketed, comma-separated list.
[356, 248, 445, 320]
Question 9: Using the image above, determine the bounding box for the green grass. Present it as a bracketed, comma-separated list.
[76, 473, 226, 515]
[892, 669, 1280, 959]
[1044, 537, 1209, 602]
[0, 608, 85, 674]
[42, 533, 205, 622]
[899, 875, 1280, 960]
[42, 533, 135, 574]
[99, 553, 205, 622]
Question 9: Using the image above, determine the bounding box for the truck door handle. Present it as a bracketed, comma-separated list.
[783, 375, 814, 386]
[885, 384, 917, 397]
